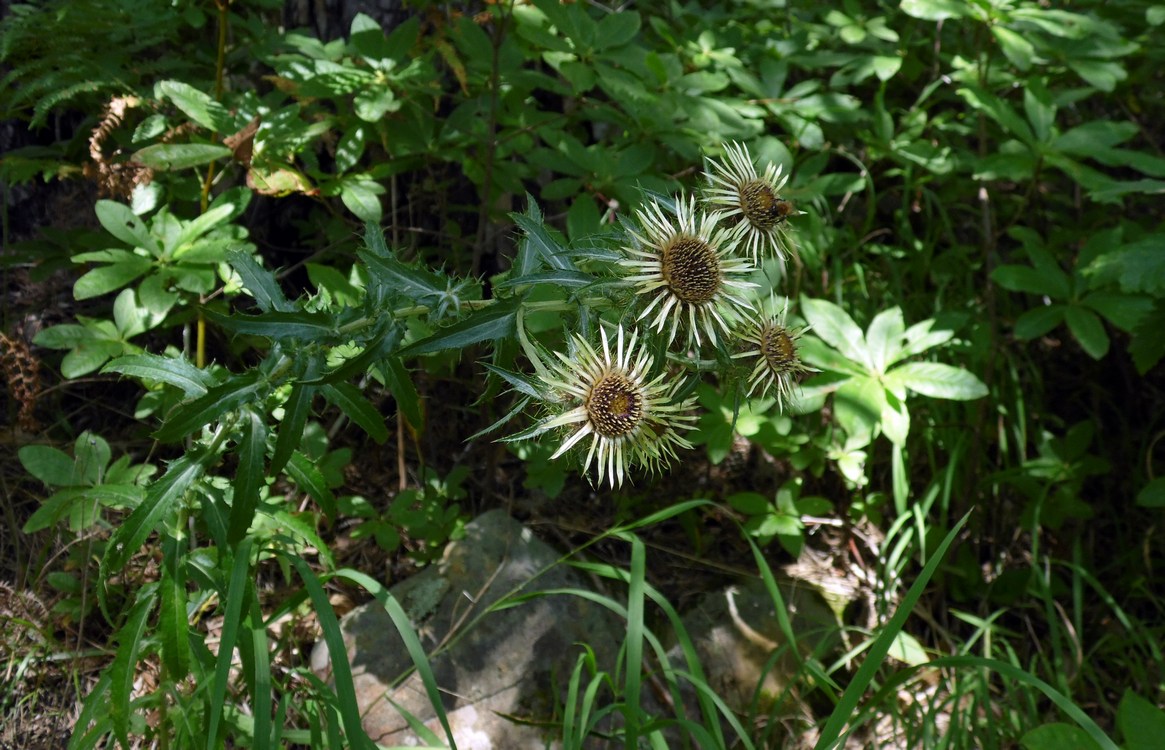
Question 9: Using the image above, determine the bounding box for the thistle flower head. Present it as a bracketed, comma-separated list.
[732, 299, 814, 410]
[703, 141, 799, 267]
[528, 325, 696, 488]
[622, 195, 757, 349]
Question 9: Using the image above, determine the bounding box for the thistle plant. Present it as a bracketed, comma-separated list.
[506, 142, 812, 488]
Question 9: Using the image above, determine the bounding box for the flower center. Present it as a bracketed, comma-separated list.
[586, 374, 643, 438]
[760, 326, 798, 372]
[740, 181, 793, 231]
[661, 236, 721, 304]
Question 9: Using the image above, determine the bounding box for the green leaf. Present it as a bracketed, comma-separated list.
[285, 451, 337, 518]
[103, 353, 214, 397]
[63, 341, 126, 378]
[381, 356, 424, 431]
[1119, 689, 1165, 750]
[19, 444, 78, 486]
[322, 383, 389, 443]
[887, 362, 988, 401]
[1130, 301, 1165, 374]
[993, 264, 1067, 298]
[109, 587, 157, 749]
[134, 143, 233, 171]
[900, 0, 971, 21]
[153, 372, 265, 443]
[227, 249, 292, 312]
[728, 491, 769, 515]
[271, 366, 321, 477]
[994, 26, 1035, 71]
[358, 249, 444, 304]
[1015, 304, 1067, 340]
[1021, 723, 1103, 750]
[1085, 235, 1165, 295]
[95, 200, 158, 252]
[398, 299, 519, 356]
[513, 206, 576, 271]
[228, 407, 267, 544]
[157, 80, 233, 131]
[864, 307, 904, 373]
[205, 309, 338, 342]
[1065, 306, 1109, 359]
[887, 631, 929, 666]
[594, 11, 641, 50]
[801, 296, 869, 366]
[1136, 478, 1165, 508]
[207, 539, 253, 750]
[158, 534, 191, 679]
[32, 323, 96, 350]
[340, 179, 383, 222]
[834, 376, 884, 448]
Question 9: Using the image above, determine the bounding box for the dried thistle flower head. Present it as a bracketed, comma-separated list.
[622, 195, 757, 350]
[703, 141, 799, 269]
[525, 325, 696, 488]
[732, 299, 814, 410]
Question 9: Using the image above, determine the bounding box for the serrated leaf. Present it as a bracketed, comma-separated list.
[227, 249, 292, 312]
[481, 363, 542, 399]
[513, 208, 576, 271]
[110, 587, 157, 749]
[158, 534, 191, 679]
[103, 353, 214, 397]
[102, 456, 204, 612]
[381, 356, 423, 431]
[205, 309, 338, 341]
[270, 359, 321, 477]
[134, 143, 233, 171]
[154, 372, 265, 443]
[887, 362, 988, 400]
[398, 299, 519, 356]
[1065, 306, 1109, 359]
[228, 407, 267, 544]
[358, 249, 444, 304]
[801, 296, 869, 366]
[322, 383, 389, 443]
[493, 269, 595, 291]
[285, 450, 336, 519]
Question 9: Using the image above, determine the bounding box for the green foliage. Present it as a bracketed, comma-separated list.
[4, 0, 1164, 747]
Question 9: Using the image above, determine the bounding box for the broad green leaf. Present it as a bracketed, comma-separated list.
[1136, 477, 1165, 508]
[157, 80, 233, 131]
[134, 143, 233, 171]
[172, 203, 237, 254]
[1068, 59, 1126, 93]
[801, 296, 869, 366]
[33, 323, 95, 350]
[1065, 306, 1109, 359]
[834, 376, 884, 448]
[153, 372, 265, 443]
[900, 0, 971, 21]
[322, 383, 389, 443]
[899, 318, 957, 361]
[994, 26, 1034, 71]
[957, 86, 1035, 145]
[103, 353, 213, 397]
[1084, 235, 1165, 295]
[594, 11, 640, 50]
[1119, 689, 1165, 750]
[398, 299, 520, 356]
[340, 179, 383, 222]
[62, 341, 126, 379]
[865, 307, 904, 373]
[1130, 301, 1165, 374]
[22, 488, 91, 533]
[285, 451, 337, 518]
[1015, 304, 1067, 340]
[228, 407, 267, 544]
[1021, 723, 1103, 750]
[887, 631, 929, 666]
[992, 265, 1067, 298]
[95, 200, 158, 252]
[19, 444, 77, 486]
[1083, 292, 1153, 333]
[881, 394, 910, 446]
[887, 362, 988, 400]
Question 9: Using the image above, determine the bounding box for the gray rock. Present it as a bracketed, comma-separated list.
[311, 510, 622, 748]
